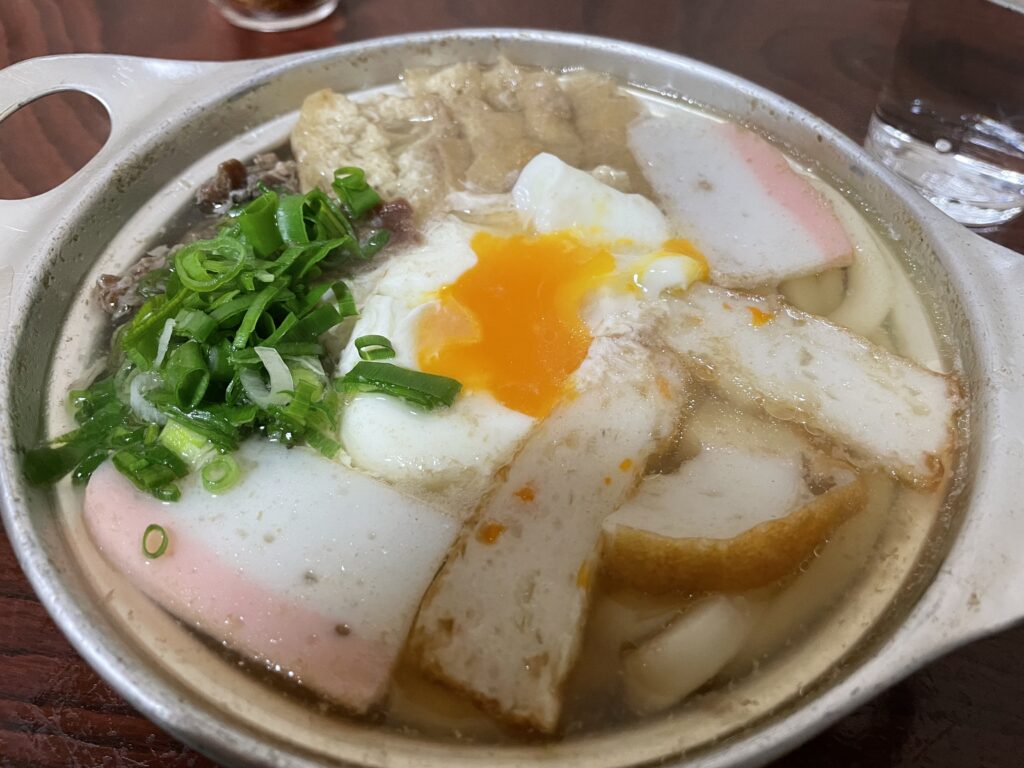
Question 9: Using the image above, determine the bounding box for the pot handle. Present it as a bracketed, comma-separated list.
[0, 54, 262, 331]
[930, 224, 1024, 643]
[0, 53, 256, 203]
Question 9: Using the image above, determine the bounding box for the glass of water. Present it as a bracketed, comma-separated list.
[209, 0, 339, 32]
[865, 0, 1024, 226]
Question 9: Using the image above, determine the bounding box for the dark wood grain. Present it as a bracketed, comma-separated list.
[1, 2, 1022, 766]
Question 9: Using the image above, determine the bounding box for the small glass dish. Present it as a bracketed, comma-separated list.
[209, 0, 338, 32]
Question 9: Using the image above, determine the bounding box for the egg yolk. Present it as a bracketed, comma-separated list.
[417, 231, 615, 418]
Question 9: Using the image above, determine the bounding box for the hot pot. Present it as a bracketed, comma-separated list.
[1, 29, 1023, 768]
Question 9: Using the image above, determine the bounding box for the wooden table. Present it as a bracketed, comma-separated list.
[1, 1, 1022, 766]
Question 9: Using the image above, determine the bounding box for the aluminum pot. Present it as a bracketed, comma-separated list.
[1, 29, 1023, 768]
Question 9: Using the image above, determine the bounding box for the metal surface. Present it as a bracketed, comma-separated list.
[0, 29, 1022, 768]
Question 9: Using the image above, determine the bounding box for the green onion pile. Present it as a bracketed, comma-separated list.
[24, 167, 461, 502]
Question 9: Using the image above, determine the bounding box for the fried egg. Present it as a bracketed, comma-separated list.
[337, 154, 706, 517]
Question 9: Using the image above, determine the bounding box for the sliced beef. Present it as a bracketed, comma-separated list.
[97, 246, 172, 323]
[195, 152, 299, 213]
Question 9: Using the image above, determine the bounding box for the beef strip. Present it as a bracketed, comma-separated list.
[195, 152, 300, 213]
[97, 246, 173, 323]
[366, 198, 419, 246]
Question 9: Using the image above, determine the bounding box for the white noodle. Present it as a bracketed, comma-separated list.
[719, 474, 895, 677]
[780, 268, 845, 316]
[889, 276, 946, 372]
[808, 181, 895, 336]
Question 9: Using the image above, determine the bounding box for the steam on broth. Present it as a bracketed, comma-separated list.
[32, 58, 962, 742]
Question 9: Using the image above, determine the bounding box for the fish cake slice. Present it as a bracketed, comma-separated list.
[662, 284, 961, 486]
[410, 342, 684, 732]
[629, 116, 853, 288]
[84, 440, 457, 713]
[603, 443, 866, 593]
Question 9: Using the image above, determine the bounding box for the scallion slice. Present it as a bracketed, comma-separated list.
[239, 347, 293, 409]
[174, 308, 217, 343]
[354, 334, 396, 361]
[232, 283, 281, 350]
[142, 524, 169, 559]
[154, 318, 175, 367]
[287, 304, 344, 342]
[237, 190, 284, 258]
[159, 419, 216, 470]
[332, 167, 383, 219]
[164, 341, 211, 409]
[276, 194, 310, 244]
[331, 281, 357, 318]
[201, 455, 240, 493]
[174, 237, 248, 292]
[23, 443, 91, 485]
[360, 228, 391, 258]
[338, 361, 461, 410]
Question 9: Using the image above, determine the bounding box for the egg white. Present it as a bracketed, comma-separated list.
[337, 218, 534, 519]
[336, 155, 703, 518]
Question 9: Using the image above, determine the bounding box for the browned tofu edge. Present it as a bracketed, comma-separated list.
[602, 474, 868, 593]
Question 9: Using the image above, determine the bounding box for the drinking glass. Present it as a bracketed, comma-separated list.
[209, 0, 339, 32]
[865, 0, 1024, 226]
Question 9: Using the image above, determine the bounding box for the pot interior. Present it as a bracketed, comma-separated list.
[2, 33, 976, 768]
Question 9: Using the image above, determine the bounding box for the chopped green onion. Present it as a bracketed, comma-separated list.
[122, 291, 189, 366]
[210, 402, 258, 428]
[305, 428, 341, 458]
[289, 355, 327, 381]
[164, 340, 210, 409]
[142, 524, 169, 559]
[275, 193, 311, 244]
[206, 340, 234, 383]
[159, 405, 240, 450]
[207, 289, 240, 310]
[331, 281, 357, 318]
[238, 190, 284, 258]
[201, 455, 240, 493]
[209, 294, 255, 326]
[303, 188, 356, 243]
[71, 450, 109, 486]
[232, 283, 281, 350]
[229, 342, 323, 365]
[146, 444, 191, 476]
[259, 312, 297, 347]
[360, 229, 391, 258]
[332, 167, 382, 219]
[287, 303, 345, 342]
[112, 449, 184, 500]
[291, 238, 351, 280]
[143, 423, 160, 445]
[174, 237, 248, 292]
[27, 165, 395, 501]
[239, 347, 293, 409]
[355, 334, 396, 361]
[154, 318, 175, 367]
[338, 361, 461, 410]
[159, 420, 216, 470]
[23, 443, 91, 485]
[173, 308, 217, 343]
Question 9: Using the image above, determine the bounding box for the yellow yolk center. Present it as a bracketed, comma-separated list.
[417, 231, 615, 418]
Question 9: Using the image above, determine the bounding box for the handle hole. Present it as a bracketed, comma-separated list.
[0, 90, 111, 200]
